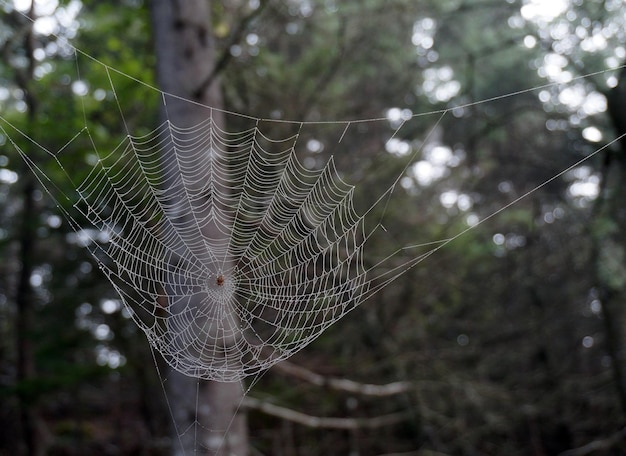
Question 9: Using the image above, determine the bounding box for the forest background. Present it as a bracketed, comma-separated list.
[2, 0, 626, 455]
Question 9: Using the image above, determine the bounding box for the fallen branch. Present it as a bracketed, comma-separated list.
[242, 396, 411, 430]
[273, 360, 412, 397]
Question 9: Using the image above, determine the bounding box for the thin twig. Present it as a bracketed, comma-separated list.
[242, 396, 410, 430]
[273, 360, 412, 396]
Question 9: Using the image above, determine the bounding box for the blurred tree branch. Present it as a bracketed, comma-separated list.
[192, 0, 270, 99]
[273, 360, 412, 396]
[243, 396, 410, 430]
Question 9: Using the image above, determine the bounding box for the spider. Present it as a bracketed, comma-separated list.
[216, 274, 225, 286]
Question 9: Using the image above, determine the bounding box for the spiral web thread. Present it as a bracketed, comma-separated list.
[81, 113, 379, 382]
[4, 47, 624, 382]
[4, 51, 429, 381]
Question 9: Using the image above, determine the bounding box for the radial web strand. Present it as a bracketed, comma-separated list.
[2, 48, 625, 383]
[6, 105, 379, 381]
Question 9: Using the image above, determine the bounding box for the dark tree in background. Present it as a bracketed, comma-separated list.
[150, 0, 247, 454]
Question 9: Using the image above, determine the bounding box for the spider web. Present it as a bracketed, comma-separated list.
[1, 51, 412, 382]
[2, 46, 624, 383]
[83, 114, 373, 382]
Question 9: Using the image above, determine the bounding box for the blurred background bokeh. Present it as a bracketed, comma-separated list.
[2, 0, 626, 454]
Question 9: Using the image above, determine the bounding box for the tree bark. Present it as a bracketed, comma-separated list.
[15, 3, 47, 455]
[149, 1, 248, 454]
[595, 60, 626, 422]
[16, 163, 41, 456]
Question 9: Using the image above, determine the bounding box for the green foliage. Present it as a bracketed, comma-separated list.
[0, 1, 167, 454]
[2, 0, 626, 454]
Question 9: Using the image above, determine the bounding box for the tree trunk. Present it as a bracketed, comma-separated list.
[596, 61, 626, 421]
[15, 3, 47, 455]
[16, 169, 42, 456]
[149, 1, 248, 454]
